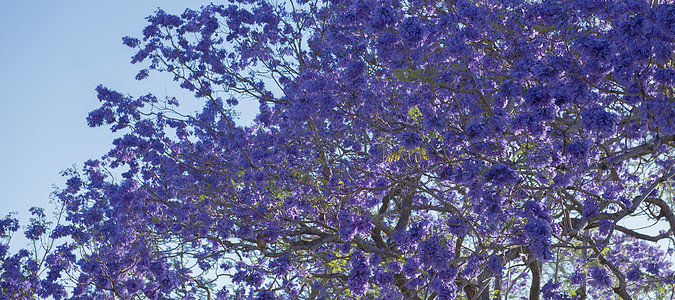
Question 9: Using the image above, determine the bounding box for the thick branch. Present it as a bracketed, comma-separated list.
[569, 169, 675, 238]
[595, 251, 632, 300]
[585, 135, 675, 172]
[644, 197, 675, 235]
[529, 260, 542, 300]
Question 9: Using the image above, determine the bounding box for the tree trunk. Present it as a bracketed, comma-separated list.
[529, 260, 542, 300]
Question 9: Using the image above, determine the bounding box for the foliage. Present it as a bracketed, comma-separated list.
[3, 0, 675, 299]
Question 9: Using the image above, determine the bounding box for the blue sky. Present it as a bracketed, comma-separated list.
[0, 1, 249, 249]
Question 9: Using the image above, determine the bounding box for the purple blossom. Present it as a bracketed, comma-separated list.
[400, 132, 423, 149]
[465, 121, 491, 141]
[626, 266, 641, 281]
[377, 32, 399, 49]
[418, 235, 454, 271]
[581, 200, 599, 218]
[541, 280, 569, 300]
[462, 255, 484, 278]
[524, 218, 553, 260]
[565, 140, 589, 163]
[343, 60, 365, 79]
[403, 258, 420, 278]
[135, 69, 150, 80]
[484, 163, 520, 186]
[24, 223, 46, 241]
[653, 68, 675, 86]
[338, 211, 356, 240]
[400, 17, 424, 46]
[582, 106, 618, 134]
[374, 269, 395, 285]
[348, 252, 370, 295]
[523, 201, 551, 221]
[646, 262, 660, 275]
[474, 191, 508, 224]
[487, 255, 503, 275]
[655, 4, 675, 38]
[122, 36, 140, 47]
[446, 216, 469, 236]
[388, 260, 402, 273]
[525, 86, 554, 108]
[125, 278, 143, 294]
[570, 269, 586, 285]
[255, 291, 276, 300]
[589, 266, 612, 287]
[369, 5, 396, 31]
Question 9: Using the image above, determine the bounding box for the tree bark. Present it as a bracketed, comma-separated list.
[529, 260, 542, 300]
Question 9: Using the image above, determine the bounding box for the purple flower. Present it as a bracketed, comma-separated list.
[400, 132, 423, 149]
[446, 216, 469, 236]
[581, 200, 599, 218]
[524, 218, 553, 260]
[122, 36, 140, 47]
[354, 214, 374, 236]
[255, 291, 276, 300]
[0, 244, 8, 258]
[525, 86, 554, 107]
[338, 211, 356, 240]
[418, 235, 455, 271]
[626, 266, 641, 281]
[527, 147, 553, 168]
[570, 269, 585, 285]
[487, 255, 503, 275]
[653, 68, 675, 86]
[377, 32, 399, 49]
[462, 255, 484, 278]
[581, 106, 618, 134]
[655, 4, 675, 38]
[465, 121, 490, 141]
[343, 60, 365, 79]
[589, 266, 612, 287]
[125, 278, 143, 294]
[475, 192, 507, 224]
[374, 269, 395, 285]
[0, 215, 19, 236]
[403, 258, 420, 278]
[436, 267, 458, 283]
[484, 163, 520, 186]
[388, 260, 403, 273]
[24, 223, 46, 240]
[348, 252, 370, 295]
[135, 69, 150, 80]
[370, 5, 396, 31]
[523, 201, 551, 221]
[369, 254, 382, 266]
[430, 277, 457, 299]
[541, 280, 568, 300]
[598, 219, 612, 236]
[565, 140, 589, 163]
[646, 262, 660, 275]
[400, 17, 424, 46]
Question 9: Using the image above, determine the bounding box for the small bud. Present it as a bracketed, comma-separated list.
[256, 233, 267, 249]
[321, 164, 332, 179]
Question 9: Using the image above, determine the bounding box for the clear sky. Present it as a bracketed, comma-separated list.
[0, 1, 258, 249]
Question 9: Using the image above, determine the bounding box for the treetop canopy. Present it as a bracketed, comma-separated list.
[2, 0, 675, 299]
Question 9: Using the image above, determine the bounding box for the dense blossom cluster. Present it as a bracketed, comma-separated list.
[2, 0, 675, 299]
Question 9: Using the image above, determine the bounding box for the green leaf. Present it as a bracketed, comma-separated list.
[532, 24, 557, 33]
[408, 106, 423, 122]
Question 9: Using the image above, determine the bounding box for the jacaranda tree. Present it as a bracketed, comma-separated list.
[2, 0, 675, 299]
